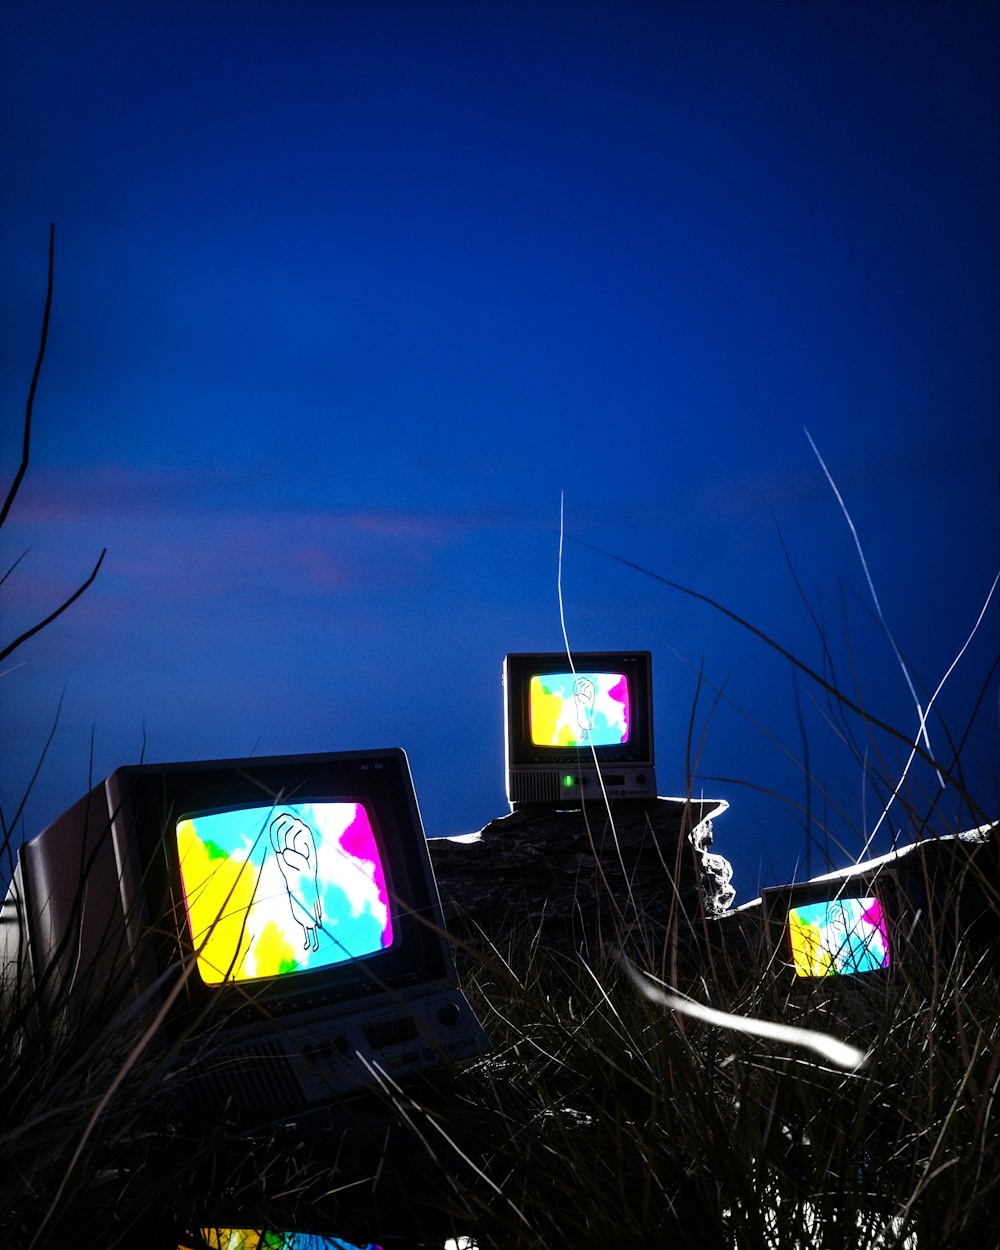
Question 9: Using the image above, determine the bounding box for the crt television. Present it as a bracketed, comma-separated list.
[761, 869, 899, 984]
[503, 650, 656, 808]
[0, 748, 489, 1113]
[760, 828, 1000, 988]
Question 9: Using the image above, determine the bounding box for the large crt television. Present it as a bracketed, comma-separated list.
[0, 748, 489, 1113]
[503, 650, 656, 808]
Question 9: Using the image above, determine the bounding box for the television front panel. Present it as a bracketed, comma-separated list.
[3, 749, 489, 1114]
[504, 651, 656, 808]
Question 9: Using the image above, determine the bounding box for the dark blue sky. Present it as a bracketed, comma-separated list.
[2, 0, 998, 901]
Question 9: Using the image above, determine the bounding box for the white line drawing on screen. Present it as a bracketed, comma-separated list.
[824, 901, 853, 972]
[270, 812, 323, 951]
[573, 675, 596, 736]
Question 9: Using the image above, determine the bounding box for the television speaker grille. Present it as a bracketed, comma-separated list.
[509, 771, 563, 804]
[181, 1037, 304, 1109]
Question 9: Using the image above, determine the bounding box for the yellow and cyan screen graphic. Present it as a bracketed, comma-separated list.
[529, 671, 630, 747]
[184, 1232, 382, 1249]
[176, 802, 392, 985]
[788, 897, 890, 977]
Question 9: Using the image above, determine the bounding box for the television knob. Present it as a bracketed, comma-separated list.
[436, 1002, 460, 1028]
[636, 773, 647, 784]
[334, 1034, 349, 1055]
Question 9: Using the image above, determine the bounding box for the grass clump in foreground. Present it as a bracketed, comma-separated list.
[2, 638, 998, 1250]
[437, 835, 1000, 1249]
[2, 814, 998, 1249]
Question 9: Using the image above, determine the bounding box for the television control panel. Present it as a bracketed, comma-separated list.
[508, 764, 657, 807]
[174, 985, 490, 1112]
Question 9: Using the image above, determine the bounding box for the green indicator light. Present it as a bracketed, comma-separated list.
[563, 775, 575, 788]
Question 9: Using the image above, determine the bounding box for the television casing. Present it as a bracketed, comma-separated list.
[503, 650, 657, 808]
[0, 748, 489, 1114]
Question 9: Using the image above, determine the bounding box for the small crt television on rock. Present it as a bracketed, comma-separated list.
[0, 749, 489, 1114]
[503, 650, 656, 808]
[759, 831, 1000, 989]
[762, 870, 896, 983]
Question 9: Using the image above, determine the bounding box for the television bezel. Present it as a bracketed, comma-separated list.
[503, 650, 655, 769]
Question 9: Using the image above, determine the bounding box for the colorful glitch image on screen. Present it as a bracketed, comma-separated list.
[788, 896, 890, 977]
[187, 1232, 382, 1250]
[176, 802, 393, 986]
[529, 671, 630, 747]
[188, 1232, 382, 1250]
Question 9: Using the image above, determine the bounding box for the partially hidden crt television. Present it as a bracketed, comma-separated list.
[503, 650, 656, 808]
[759, 829, 1000, 988]
[0, 748, 489, 1114]
[761, 869, 899, 984]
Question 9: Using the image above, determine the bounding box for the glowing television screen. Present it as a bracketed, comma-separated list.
[504, 650, 656, 807]
[178, 802, 393, 986]
[528, 671, 631, 748]
[786, 896, 890, 977]
[0, 749, 489, 1114]
[182, 1234, 381, 1250]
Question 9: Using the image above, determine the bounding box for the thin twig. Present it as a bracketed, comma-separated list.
[804, 426, 945, 788]
[1, 224, 54, 529]
[0, 548, 107, 664]
[557, 492, 637, 923]
[566, 534, 982, 808]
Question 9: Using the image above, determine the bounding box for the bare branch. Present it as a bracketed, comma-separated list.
[1, 224, 54, 529]
[0, 226, 107, 663]
[0, 548, 107, 664]
[0, 548, 31, 588]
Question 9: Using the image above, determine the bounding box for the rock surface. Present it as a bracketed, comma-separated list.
[428, 797, 734, 963]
